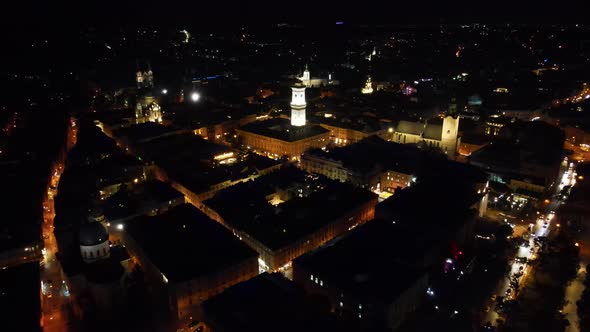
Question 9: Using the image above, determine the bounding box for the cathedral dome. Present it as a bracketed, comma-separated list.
[79, 222, 109, 246]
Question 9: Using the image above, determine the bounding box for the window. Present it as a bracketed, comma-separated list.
[310, 274, 314, 281]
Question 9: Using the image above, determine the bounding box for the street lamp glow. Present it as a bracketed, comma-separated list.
[162, 89, 168, 94]
[117, 224, 124, 230]
[191, 92, 200, 102]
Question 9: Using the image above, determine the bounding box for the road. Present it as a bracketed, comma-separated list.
[482, 160, 576, 327]
[40, 117, 76, 332]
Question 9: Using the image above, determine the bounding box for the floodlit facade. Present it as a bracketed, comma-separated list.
[290, 85, 307, 127]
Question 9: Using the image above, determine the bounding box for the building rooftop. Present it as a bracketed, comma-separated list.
[305, 136, 422, 175]
[113, 122, 186, 144]
[295, 220, 430, 302]
[376, 169, 481, 232]
[205, 167, 377, 250]
[396, 120, 424, 136]
[202, 273, 354, 332]
[78, 221, 108, 246]
[238, 118, 329, 142]
[125, 204, 257, 283]
[102, 180, 184, 221]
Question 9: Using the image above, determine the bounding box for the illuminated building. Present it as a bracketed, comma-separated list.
[133, 63, 162, 123]
[361, 76, 373, 94]
[136, 61, 154, 89]
[236, 118, 330, 159]
[392, 115, 460, 157]
[122, 204, 258, 325]
[290, 84, 306, 126]
[236, 83, 330, 158]
[296, 64, 337, 88]
[135, 100, 163, 124]
[485, 115, 512, 136]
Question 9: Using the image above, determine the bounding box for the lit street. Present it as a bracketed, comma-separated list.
[482, 160, 577, 327]
[40, 119, 76, 332]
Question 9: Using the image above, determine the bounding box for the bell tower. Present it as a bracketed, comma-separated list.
[441, 115, 460, 157]
[290, 84, 306, 127]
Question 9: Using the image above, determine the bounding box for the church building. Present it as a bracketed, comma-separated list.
[391, 116, 460, 158]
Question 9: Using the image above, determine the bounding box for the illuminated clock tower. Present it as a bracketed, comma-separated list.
[290, 84, 306, 126]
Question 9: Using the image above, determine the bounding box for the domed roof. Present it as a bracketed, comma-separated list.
[78, 222, 109, 246]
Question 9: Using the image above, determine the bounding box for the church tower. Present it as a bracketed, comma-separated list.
[290, 84, 306, 127]
[441, 115, 460, 157]
[302, 64, 310, 86]
[146, 61, 154, 88]
[136, 70, 144, 89]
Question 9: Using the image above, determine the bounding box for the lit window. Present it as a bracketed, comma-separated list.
[359, 304, 362, 309]
[310, 274, 314, 281]
[319, 280, 323, 286]
[339, 301, 344, 307]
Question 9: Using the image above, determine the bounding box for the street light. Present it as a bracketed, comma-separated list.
[191, 92, 200, 102]
[162, 89, 168, 94]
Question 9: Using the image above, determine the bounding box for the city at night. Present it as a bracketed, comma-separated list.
[2, 2, 590, 332]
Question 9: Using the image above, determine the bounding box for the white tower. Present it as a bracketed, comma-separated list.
[302, 65, 310, 84]
[441, 115, 460, 157]
[290, 85, 306, 127]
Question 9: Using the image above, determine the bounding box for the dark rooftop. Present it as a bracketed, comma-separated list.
[202, 273, 354, 332]
[205, 167, 377, 250]
[238, 118, 329, 142]
[125, 204, 257, 282]
[305, 136, 422, 174]
[113, 122, 186, 144]
[295, 220, 430, 302]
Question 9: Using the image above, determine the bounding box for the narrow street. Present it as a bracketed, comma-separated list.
[40, 117, 77, 332]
